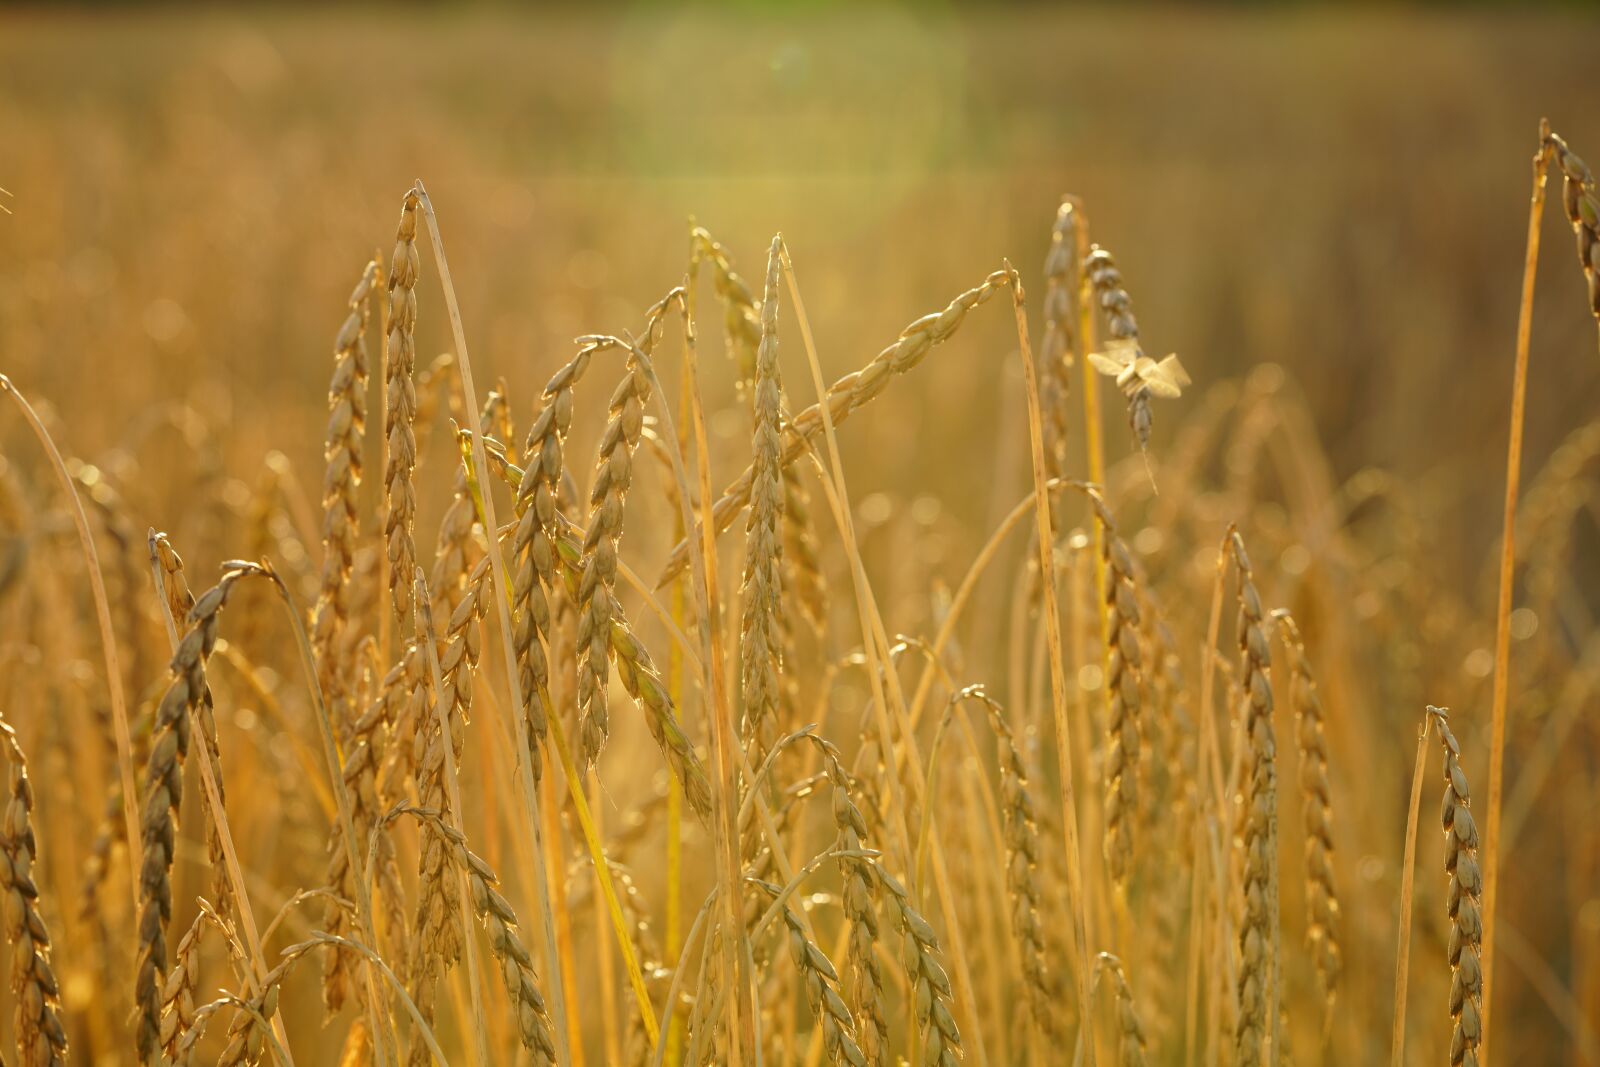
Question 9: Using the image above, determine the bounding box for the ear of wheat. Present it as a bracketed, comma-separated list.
[1229, 531, 1280, 1067]
[1428, 706, 1484, 1067]
[0, 714, 68, 1067]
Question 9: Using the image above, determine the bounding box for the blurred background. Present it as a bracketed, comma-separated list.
[6, 3, 1599, 581]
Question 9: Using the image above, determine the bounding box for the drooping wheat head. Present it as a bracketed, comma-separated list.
[876, 866, 963, 1067]
[407, 806, 558, 1064]
[135, 561, 267, 1064]
[1095, 952, 1149, 1067]
[690, 225, 762, 387]
[752, 876, 868, 1067]
[1544, 128, 1600, 344]
[150, 531, 236, 923]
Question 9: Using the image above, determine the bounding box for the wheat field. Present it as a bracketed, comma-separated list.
[1, 7, 1599, 1067]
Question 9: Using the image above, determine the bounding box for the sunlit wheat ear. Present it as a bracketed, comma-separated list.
[950, 684, 1055, 1037]
[1229, 530, 1279, 1067]
[397, 806, 558, 1064]
[792, 734, 887, 1066]
[431, 392, 505, 628]
[1084, 488, 1146, 888]
[192, 937, 321, 1067]
[149, 531, 233, 918]
[406, 557, 492, 1058]
[384, 188, 422, 630]
[1039, 198, 1080, 482]
[134, 561, 268, 1065]
[325, 641, 414, 1001]
[511, 291, 686, 781]
[740, 235, 785, 762]
[656, 267, 1017, 587]
[1427, 706, 1485, 1067]
[1272, 609, 1342, 1009]
[313, 258, 379, 724]
[1083, 245, 1189, 477]
[752, 877, 868, 1067]
[690, 225, 762, 387]
[0, 714, 68, 1067]
[1092, 952, 1150, 1067]
[1544, 128, 1600, 345]
[575, 345, 653, 768]
[159, 898, 235, 1061]
[876, 867, 963, 1067]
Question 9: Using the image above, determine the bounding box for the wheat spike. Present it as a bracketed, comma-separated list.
[384, 189, 423, 630]
[1545, 129, 1600, 346]
[0, 715, 68, 1067]
[313, 259, 379, 724]
[1273, 609, 1342, 1008]
[740, 236, 786, 762]
[1229, 531, 1280, 1067]
[134, 561, 266, 1064]
[1428, 706, 1484, 1067]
